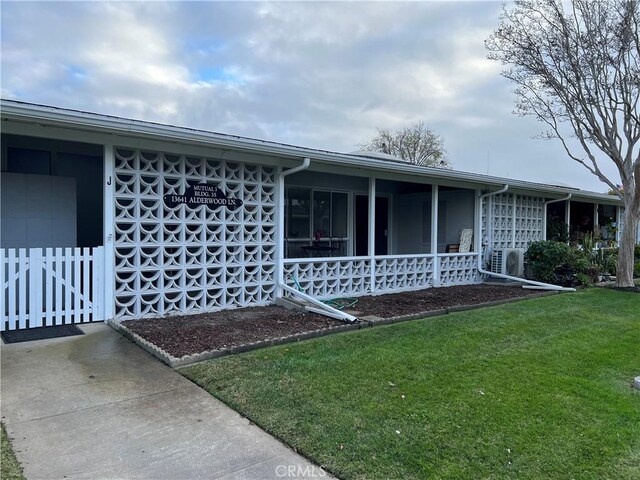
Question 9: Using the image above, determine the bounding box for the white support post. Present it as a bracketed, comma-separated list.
[542, 203, 548, 240]
[103, 144, 115, 320]
[431, 184, 440, 287]
[593, 203, 599, 239]
[275, 166, 285, 298]
[368, 177, 376, 293]
[565, 199, 571, 243]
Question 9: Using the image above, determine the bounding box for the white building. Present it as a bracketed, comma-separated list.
[0, 100, 627, 331]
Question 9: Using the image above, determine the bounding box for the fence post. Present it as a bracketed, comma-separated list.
[82, 247, 91, 322]
[0, 249, 5, 331]
[55, 247, 63, 326]
[92, 247, 105, 321]
[29, 248, 43, 328]
[18, 248, 28, 329]
[73, 248, 81, 324]
[64, 247, 72, 324]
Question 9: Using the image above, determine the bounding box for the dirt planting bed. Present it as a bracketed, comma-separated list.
[122, 284, 544, 358]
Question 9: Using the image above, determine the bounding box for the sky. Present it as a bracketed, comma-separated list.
[0, 1, 620, 192]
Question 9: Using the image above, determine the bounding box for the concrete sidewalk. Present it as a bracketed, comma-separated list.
[1, 323, 329, 479]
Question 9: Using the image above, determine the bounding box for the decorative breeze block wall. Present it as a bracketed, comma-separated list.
[482, 193, 545, 254]
[514, 195, 544, 249]
[488, 193, 515, 250]
[113, 148, 277, 319]
[375, 256, 434, 292]
[283, 259, 372, 299]
[439, 254, 481, 286]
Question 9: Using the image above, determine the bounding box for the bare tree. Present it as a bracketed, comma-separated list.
[486, 0, 639, 287]
[359, 122, 451, 168]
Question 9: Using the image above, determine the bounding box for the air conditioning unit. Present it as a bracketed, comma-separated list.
[491, 249, 525, 276]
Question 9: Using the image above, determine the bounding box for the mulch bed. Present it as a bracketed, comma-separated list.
[122, 284, 543, 358]
[353, 284, 541, 317]
[123, 307, 335, 358]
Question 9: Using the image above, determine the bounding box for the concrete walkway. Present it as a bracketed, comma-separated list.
[1, 323, 328, 479]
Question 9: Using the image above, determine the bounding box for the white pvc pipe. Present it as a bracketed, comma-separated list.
[476, 185, 575, 292]
[480, 184, 509, 200]
[280, 283, 357, 322]
[276, 158, 358, 323]
[481, 184, 508, 256]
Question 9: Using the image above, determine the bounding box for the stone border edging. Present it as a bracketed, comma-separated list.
[107, 318, 364, 368]
[107, 290, 560, 368]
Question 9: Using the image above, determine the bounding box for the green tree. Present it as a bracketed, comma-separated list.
[359, 121, 450, 168]
[486, 0, 640, 287]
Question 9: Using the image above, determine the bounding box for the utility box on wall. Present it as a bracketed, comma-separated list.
[1, 172, 77, 249]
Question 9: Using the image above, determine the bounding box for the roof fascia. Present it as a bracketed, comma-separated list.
[1, 100, 622, 204]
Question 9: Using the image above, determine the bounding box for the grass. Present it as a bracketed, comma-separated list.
[1, 423, 25, 480]
[181, 289, 640, 480]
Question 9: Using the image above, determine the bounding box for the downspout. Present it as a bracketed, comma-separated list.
[543, 193, 572, 240]
[483, 184, 508, 262]
[476, 185, 575, 292]
[276, 158, 357, 323]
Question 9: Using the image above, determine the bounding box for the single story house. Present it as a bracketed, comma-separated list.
[0, 99, 632, 330]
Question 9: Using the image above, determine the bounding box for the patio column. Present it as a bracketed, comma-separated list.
[593, 203, 599, 239]
[474, 189, 482, 254]
[275, 166, 284, 298]
[431, 184, 440, 287]
[369, 177, 376, 292]
[103, 143, 115, 320]
[565, 199, 571, 242]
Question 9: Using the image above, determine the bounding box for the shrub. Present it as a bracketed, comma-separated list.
[596, 248, 618, 276]
[525, 241, 574, 283]
[525, 241, 599, 286]
[547, 218, 569, 243]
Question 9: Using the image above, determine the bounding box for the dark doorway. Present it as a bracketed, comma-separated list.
[355, 195, 368, 256]
[354, 195, 389, 256]
[546, 200, 567, 241]
[375, 197, 389, 255]
[570, 201, 595, 239]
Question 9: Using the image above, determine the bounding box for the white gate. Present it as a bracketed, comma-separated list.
[1, 247, 105, 331]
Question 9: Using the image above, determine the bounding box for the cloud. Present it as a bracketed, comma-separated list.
[0, 1, 618, 193]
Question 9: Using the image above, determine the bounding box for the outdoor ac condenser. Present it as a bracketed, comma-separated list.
[491, 249, 525, 277]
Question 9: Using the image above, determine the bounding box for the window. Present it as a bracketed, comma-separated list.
[285, 187, 350, 257]
[286, 188, 311, 238]
[313, 191, 331, 237]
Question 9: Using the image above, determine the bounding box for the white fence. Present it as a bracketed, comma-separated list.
[1, 247, 105, 331]
[283, 253, 481, 299]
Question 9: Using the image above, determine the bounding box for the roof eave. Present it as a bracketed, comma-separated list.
[0, 99, 622, 204]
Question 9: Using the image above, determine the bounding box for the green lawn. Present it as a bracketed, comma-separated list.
[1, 423, 25, 480]
[181, 289, 640, 480]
